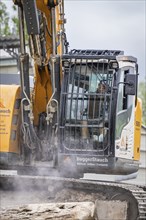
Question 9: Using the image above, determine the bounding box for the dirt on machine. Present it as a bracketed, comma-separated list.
[0, 0, 145, 219]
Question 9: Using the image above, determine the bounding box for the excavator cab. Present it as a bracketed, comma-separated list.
[58, 49, 141, 176]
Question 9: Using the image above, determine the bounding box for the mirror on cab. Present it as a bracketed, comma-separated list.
[125, 74, 136, 95]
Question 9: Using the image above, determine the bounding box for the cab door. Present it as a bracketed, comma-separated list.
[115, 65, 137, 160]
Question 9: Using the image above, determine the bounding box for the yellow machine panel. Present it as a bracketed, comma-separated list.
[134, 98, 142, 160]
[0, 85, 21, 154]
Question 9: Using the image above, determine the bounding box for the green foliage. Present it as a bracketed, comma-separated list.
[0, 1, 11, 36]
[0, 1, 19, 36]
[12, 4, 19, 34]
[138, 81, 146, 125]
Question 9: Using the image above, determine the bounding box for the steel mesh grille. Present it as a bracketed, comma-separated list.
[60, 58, 116, 156]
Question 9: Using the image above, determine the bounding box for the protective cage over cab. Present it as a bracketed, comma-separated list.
[58, 49, 140, 176]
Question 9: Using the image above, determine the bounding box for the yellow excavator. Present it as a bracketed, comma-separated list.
[0, 1, 145, 219]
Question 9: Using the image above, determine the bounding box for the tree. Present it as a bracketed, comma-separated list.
[11, 5, 19, 35]
[0, 1, 19, 36]
[138, 81, 146, 125]
[0, 1, 11, 36]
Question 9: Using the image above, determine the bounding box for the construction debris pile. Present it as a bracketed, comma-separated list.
[0, 188, 127, 220]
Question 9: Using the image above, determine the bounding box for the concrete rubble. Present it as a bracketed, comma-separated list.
[0, 183, 128, 220]
[0, 202, 95, 220]
[0, 200, 127, 220]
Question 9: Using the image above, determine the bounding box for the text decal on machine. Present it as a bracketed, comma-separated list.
[76, 156, 108, 167]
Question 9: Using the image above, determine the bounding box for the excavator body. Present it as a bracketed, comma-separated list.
[0, 1, 145, 220]
[0, 50, 142, 177]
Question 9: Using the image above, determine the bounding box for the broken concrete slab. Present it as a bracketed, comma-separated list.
[94, 200, 127, 220]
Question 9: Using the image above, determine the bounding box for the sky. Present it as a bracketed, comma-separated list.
[3, 0, 146, 81]
[64, 0, 146, 82]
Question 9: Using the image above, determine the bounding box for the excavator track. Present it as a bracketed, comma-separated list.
[0, 173, 146, 220]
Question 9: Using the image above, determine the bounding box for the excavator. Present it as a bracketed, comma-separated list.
[0, 0, 145, 219]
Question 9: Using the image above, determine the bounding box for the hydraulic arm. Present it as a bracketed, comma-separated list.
[12, 0, 67, 163]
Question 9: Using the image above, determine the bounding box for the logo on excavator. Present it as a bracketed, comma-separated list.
[0, 100, 5, 108]
[0, 99, 11, 113]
